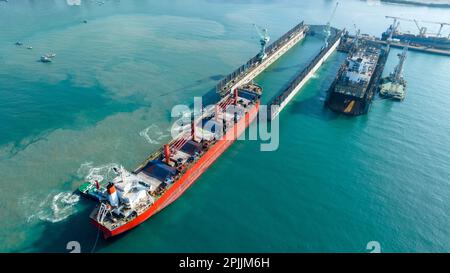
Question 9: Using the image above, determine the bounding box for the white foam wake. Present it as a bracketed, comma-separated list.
[23, 162, 124, 224]
[139, 124, 169, 145]
[77, 161, 120, 183]
[38, 192, 80, 223]
[66, 0, 81, 6]
[24, 191, 80, 224]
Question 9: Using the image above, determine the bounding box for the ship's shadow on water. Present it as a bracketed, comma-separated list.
[157, 74, 224, 99]
[285, 78, 344, 122]
[288, 93, 373, 123]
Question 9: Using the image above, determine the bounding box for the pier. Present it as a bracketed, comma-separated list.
[216, 22, 309, 96]
[216, 22, 345, 120]
[268, 26, 343, 120]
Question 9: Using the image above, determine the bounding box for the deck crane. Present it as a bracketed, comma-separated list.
[253, 24, 270, 61]
[386, 16, 450, 38]
[385, 16, 427, 36]
[413, 19, 427, 37]
[421, 20, 450, 37]
[324, 1, 339, 48]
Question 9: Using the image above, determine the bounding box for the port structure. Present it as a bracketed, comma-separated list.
[216, 21, 309, 97]
[269, 26, 344, 120]
[391, 46, 408, 83]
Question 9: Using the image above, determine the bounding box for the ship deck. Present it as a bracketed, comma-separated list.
[332, 40, 382, 99]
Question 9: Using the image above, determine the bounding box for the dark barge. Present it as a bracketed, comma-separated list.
[325, 39, 389, 116]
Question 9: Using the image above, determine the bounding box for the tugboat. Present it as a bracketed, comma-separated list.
[78, 180, 107, 201]
[379, 46, 407, 101]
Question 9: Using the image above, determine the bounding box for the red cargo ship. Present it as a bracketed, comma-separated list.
[89, 84, 262, 238]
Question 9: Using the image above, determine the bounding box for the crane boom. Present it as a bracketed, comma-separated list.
[328, 2, 339, 24]
[324, 2, 339, 48]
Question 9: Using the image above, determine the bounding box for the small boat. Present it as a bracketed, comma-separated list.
[40, 52, 56, 63]
[379, 79, 406, 101]
[15, 41, 23, 46]
[27, 46, 33, 50]
[40, 56, 52, 63]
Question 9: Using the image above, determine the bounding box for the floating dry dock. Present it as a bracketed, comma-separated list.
[269, 26, 343, 120]
[217, 22, 309, 97]
[217, 24, 343, 120]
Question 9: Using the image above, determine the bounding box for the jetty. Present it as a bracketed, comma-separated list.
[268, 26, 343, 119]
[216, 22, 309, 97]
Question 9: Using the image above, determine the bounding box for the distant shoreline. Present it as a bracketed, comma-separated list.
[380, 0, 450, 8]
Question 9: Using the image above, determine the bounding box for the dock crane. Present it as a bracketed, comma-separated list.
[324, 1, 339, 48]
[352, 23, 361, 48]
[391, 45, 408, 83]
[385, 19, 400, 51]
[253, 24, 270, 61]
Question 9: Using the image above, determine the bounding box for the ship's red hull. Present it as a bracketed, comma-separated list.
[92, 102, 260, 238]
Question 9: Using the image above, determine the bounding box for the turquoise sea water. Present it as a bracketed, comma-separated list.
[0, 0, 449, 252]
